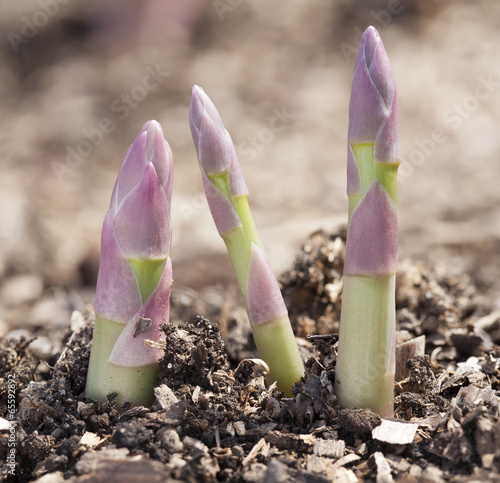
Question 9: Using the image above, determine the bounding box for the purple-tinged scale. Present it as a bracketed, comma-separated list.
[344, 182, 398, 276]
[247, 244, 288, 326]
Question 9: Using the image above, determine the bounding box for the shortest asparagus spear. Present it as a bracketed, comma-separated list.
[334, 26, 400, 418]
[189, 86, 304, 395]
[85, 120, 173, 407]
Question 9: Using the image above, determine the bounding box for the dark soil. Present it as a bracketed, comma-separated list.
[1, 230, 500, 482]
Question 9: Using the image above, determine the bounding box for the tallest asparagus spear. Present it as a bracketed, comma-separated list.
[334, 26, 400, 417]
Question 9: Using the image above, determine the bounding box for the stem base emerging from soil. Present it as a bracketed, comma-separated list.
[85, 317, 157, 407]
[253, 315, 305, 396]
[335, 275, 395, 417]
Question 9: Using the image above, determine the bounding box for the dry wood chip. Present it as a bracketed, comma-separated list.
[242, 438, 269, 466]
[370, 452, 394, 483]
[166, 454, 187, 471]
[396, 335, 425, 381]
[372, 419, 418, 445]
[154, 384, 178, 410]
[76, 402, 95, 418]
[192, 385, 201, 404]
[330, 467, 359, 482]
[306, 455, 330, 474]
[32, 471, 66, 483]
[313, 438, 345, 458]
[356, 442, 368, 456]
[298, 434, 316, 444]
[421, 464, 446, 483]
[242, 406, 260, 416]
[481, 454, 495, 469]
[455, 385, 497, 406]
[192, 341, 209, 370]
[409, 464, 423, 478]
[0, 417, 13, 430]
[467, 371, 486, 385]
[332, 453, 361, 469]
[233, 420, 246, 436]
[307, 455, 358, 482]
[215, 426, 221, 447]
[226, 422, 235, 437]
[79, 432, 103, 449]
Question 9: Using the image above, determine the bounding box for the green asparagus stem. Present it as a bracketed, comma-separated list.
[335, 26, 400, 417]
[189, 86, 304, 395]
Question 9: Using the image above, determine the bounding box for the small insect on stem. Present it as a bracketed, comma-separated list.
[134, 317, 153, 338]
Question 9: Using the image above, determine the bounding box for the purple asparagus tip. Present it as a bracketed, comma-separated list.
[190, 85, 236, 176]
[348, 26, 400, 164]
[109, 121, 173, 260]
[95, 120, 173, 326]
[189, 86, 250, 237]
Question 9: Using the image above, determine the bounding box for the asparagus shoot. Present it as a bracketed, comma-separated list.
[189, 86, 304, 396]
[85, 120, 173, 407]
[334, 26, 400, 418]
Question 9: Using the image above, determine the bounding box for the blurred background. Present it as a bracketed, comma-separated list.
[1, 0, 499, 337]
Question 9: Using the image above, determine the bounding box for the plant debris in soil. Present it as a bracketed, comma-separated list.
[1, 229, 500, 482]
